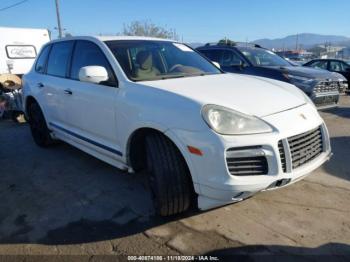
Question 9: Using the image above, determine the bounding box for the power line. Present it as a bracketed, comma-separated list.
[0, 0, 28, 12]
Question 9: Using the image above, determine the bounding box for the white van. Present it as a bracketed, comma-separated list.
[0, 27, 50, 76]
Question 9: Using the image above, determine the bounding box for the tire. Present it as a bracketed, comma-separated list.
[145, 133, 194, 216]
[28, 102, 55, 147]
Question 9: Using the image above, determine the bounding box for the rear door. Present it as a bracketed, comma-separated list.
[43, 41, 74, 127]
[61, 40, 121, 158]
[329, 60, 350, 81]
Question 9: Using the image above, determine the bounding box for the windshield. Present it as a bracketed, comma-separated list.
[237, 47, 291, 67]
[105, 40, 221, 81]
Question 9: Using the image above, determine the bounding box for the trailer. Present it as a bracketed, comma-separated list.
[0, 27, 50, 121]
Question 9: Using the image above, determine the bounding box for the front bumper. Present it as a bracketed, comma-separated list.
[311, 91, 339, 109]
[167, 103, 331, 210]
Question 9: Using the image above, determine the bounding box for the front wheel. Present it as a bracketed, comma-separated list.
[145, 133, 194, 216]
[28, 102, 55, 147]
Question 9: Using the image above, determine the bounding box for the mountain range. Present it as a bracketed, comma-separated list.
[189, 33, 350, 50]
[252, 33, 350, 49]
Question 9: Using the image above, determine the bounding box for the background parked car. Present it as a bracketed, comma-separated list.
[304, 59, 349, 93]
[197, 42, 344, 109]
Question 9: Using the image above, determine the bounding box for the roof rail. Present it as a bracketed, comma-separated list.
[203, 41, 263, 48]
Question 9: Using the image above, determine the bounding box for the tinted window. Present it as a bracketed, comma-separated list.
[236, 47, 291, 67]
[329, 61, 349, 72]
[71, 41, 116, 85]
[47, 41, 74, 77]
[35, 45, 50, 73]
[200, 49, 245, 67]
[309, 60, 328, 70]
[342, 62, 350, 70]
[199, 50, 222, 63]
[221, 50, 244, 67]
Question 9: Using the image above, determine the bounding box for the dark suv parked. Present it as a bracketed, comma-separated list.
[197, 43, 345, 109]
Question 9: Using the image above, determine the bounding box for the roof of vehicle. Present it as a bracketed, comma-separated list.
[307, 58, 346, 62]
[0, 26, 49, 32]
[47, 35, 177, 44]
[197, 42, 263, 49]
[96, 35, 175, 42]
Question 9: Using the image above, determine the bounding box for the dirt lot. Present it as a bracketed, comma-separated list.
[0, 96, 349, 259]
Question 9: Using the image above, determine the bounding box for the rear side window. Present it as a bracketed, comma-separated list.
[199, 49, 222, 63]
[70, 41, 116, 85]
[200, 49, 244, 67]
[35, 45, 50, 73]
[221, 50, 244, 66]
[47, 41, 74, 77]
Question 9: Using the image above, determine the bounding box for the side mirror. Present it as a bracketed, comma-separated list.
[79, 66, 109, 84]
[212, 61, 221, 69]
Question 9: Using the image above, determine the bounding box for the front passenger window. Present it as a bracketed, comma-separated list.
[70, 41, 116, 86]
[310, 61, 327, 70]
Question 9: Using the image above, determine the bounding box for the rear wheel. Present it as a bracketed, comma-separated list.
[28, 102, 55, 147]
[145, 133, 194, 216]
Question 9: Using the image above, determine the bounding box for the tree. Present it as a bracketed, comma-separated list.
[122, 20, 178, 40]
[218, 38, 236, 46]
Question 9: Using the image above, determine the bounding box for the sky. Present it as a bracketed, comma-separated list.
[0, 0, 349, 42]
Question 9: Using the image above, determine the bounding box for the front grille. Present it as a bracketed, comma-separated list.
[226, 156, 268, 176]
[313, 95, 338, 107]
[278, 141, 287, 172]
[278, 126, 323, 171]
[314, 81, 339, 93]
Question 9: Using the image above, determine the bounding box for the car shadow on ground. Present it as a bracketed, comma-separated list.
[204, 243, 350, 262]
[0, 121, 197, 245]
[323, 136, 350, 182]
[322, 104, 350, 119]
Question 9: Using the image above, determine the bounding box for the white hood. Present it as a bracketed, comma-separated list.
[140, 73, 306, 117]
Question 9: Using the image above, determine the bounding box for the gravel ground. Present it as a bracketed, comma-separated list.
[0, 96, 349, 259]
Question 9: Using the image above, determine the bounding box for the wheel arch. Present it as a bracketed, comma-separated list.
[24, 95, 38, 119]
[126, 127, 198, 192]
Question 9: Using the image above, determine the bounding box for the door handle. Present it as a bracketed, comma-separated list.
[64, 89, 73, 95]
[37, 82, 45, 88]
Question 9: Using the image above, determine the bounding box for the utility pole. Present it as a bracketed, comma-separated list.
[295, 33, 299, 51]
[55, 0, 63, 38]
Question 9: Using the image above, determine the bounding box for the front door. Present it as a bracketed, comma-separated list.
[59, 40, 122, 158]
[44, 41, 75, 128]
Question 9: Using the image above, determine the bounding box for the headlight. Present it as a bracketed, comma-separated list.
[285, 74, 314, 83]
[202, 105, 273, 135]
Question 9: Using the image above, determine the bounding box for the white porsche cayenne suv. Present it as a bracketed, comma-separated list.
[22, 36, 332, 216]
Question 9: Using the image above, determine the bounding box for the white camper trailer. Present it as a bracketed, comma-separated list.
[0, 27, 50, 120]
[0, 27, 50, 75]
